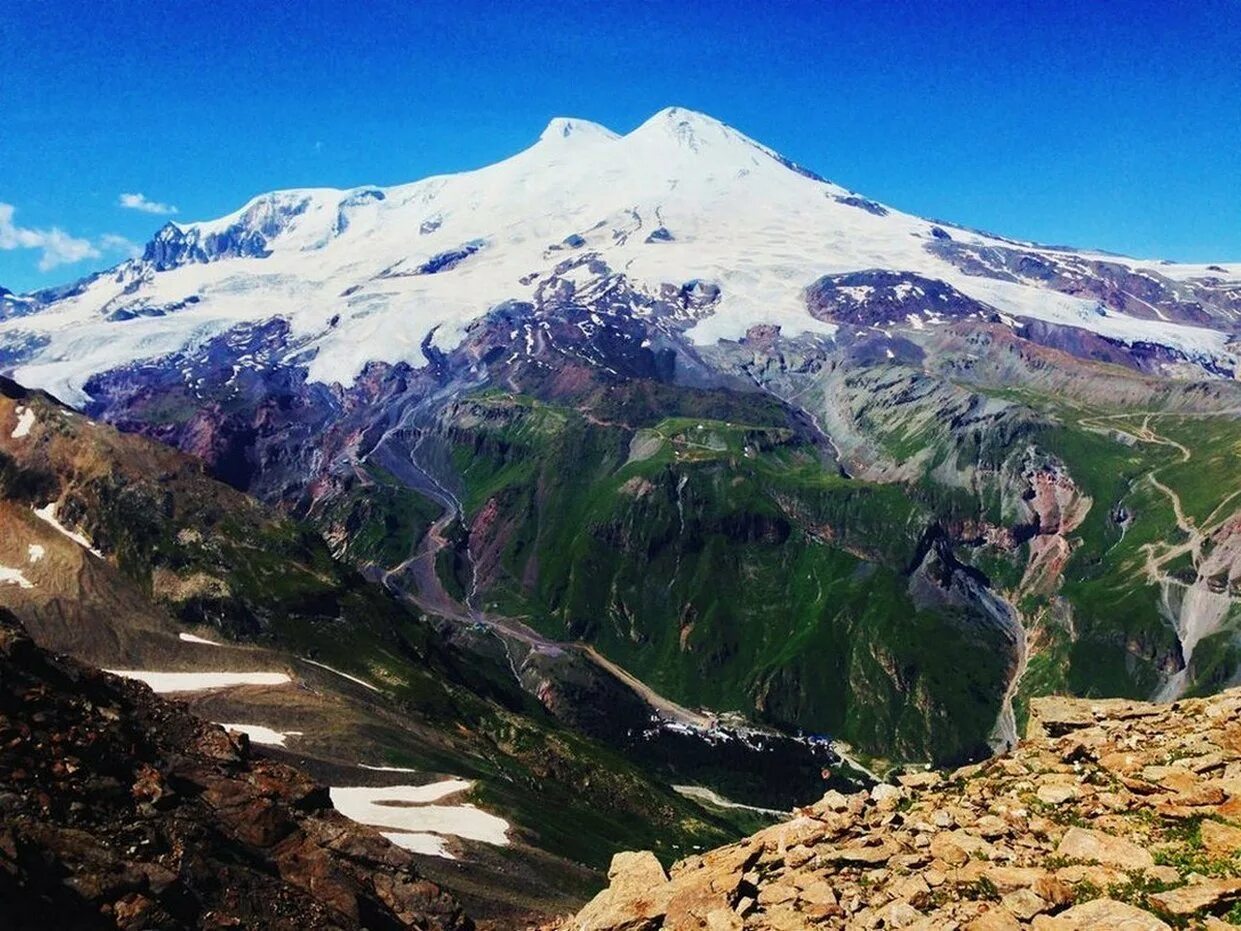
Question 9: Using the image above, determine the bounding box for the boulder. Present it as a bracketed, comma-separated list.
[1030, 898, 1170, 930]
[573, 851, 672, 931]
[1148, 878, 1241, 916]
[1054, 826, 1154, 870]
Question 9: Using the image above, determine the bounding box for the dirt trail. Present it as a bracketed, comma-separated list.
[578, 644, 713, 729]
[1078, 410, 1241, 699]
[377, 469, 714, 731]
[671, 785, 787, 817]
[1078, 411, 1203, 580]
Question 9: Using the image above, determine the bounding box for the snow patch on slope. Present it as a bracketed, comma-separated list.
[0, 566, 33, 588]
[32, 502, 103, 557]
[104, 670, 292, 692]
[299, 657, 381, 693]
[217, 722, 303, 747]
[10, 405, 34, 438]
[329, 781, 510, 854]
[179, 632, 222, 646]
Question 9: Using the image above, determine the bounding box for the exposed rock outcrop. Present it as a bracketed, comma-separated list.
[0, 609, 471, 931]
[562, 688, 1241, 930]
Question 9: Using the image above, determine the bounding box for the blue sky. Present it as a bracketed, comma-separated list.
[2, 0, 1239, 292]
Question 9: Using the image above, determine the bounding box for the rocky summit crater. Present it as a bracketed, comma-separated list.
[560, 687, 1241, 930]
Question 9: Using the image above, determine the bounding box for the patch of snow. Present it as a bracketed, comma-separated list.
[26, 544, 44, 563]
[359, 763, 422, 773]
[10, 405, 35, 438]
[178, 632, 222, 646]
[299, 657, 381, 693]
[216, 722, 303, 747]
[0, 566, 34, 588]
[381, 832, 455, 859]
[329, 781, 509, 847]
[104, 670, 292, 692]
[32, 503, 103, 557]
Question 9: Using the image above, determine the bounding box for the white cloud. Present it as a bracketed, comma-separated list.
[118, 192, 178, 215]
[0, 203, 142, 273]
[0, 203, 100, 271]
[99, 233, 141, 258]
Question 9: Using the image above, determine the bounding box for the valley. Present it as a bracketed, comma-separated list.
[0, 378, 784, 922]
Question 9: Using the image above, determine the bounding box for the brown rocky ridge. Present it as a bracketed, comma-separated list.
[0, 608, 471, 931]
[560, 688, 1241, 930]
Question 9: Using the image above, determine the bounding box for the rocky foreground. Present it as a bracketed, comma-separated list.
[0, 609, 471, 930]
[563, 689, 1241, 930]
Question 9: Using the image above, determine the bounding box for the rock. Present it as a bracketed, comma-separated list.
[966, 907, 1023, 931]
[1032, 876, 1075, 908]
[974, 814, 1010, 838]
[704, 908, 743, 931]
[1055, 826, 1155, 870]
[1030, 898, 1170, 930]
[0, 611, 470, 931]
[1202, 819, 1241, 857]
[1148, 878, 1241, 916]
[1098, 751, 1145, 775]
[1001, 887, 1049, 920]
[565, 686, 1241, 931]
[820, 837, 900, 864]
[893, 873, 931, 905]
[1036, 783, 1079, 805]
[879, 900, 923, 927]
[796, 878, 837, 907]
[575, 851, 672, 931]
[872, 783, 907, 810]
[899, 771, 944, 790]
[1028, 697, 1096, 737]
[931, 830, 993, 866]
[756, 883, 796, 907]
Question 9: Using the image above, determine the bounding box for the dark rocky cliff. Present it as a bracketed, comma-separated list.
[0, 608, 472, 931]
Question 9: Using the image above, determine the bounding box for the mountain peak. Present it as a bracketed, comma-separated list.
[628, 106, 762, 157]
[644, 105, 728, 127]
[538, 116, 619, 144]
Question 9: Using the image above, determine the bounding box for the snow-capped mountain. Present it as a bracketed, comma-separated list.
[7, 106, 1241, 786]
[3, 106, 1239, 404]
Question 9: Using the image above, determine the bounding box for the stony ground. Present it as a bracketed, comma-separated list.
[0, 609, 471, 931]
[562, 688, 1241, 930]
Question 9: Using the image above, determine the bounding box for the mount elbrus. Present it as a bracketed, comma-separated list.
[2, 107, 1241, 922]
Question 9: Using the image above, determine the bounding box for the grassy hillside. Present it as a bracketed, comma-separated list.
[0, 382, 749, 894]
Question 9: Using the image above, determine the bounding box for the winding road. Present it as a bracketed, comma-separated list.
[373, 437, 716, 731]
[1078, 409, 1241, 699]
